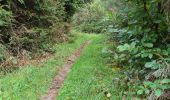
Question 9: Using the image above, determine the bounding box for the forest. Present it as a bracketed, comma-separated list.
[0, 0, 170, 100]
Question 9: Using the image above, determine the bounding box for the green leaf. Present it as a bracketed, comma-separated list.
[162, 50, 169, 56]
[161, 79, 170, 84]
[137, 90, 143, 95]
[145, 61, 155, 68]
[149, 53, 153, 59]
[145, 60, 160, 69]
[143, 43, 153, 48]
[144, 28, 151, 33]
[160, 84, 170, 90]
[155, 89, 162, 97]
[154, 20, 162, 24]
[117, 44, 130, 52]
[144, 81, 153, 86]
[150, 84, 157, 89]
[141, 52, 149, 58]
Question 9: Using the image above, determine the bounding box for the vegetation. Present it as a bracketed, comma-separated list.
[108, 0, 170, 99]
[57, 34, 120, 99]
[0, 33, 90, 99]
[0, 0, 169, 99]
[0, 0, 90, 69]
[0, 0, 66, 72]
[73, 0, 170, 99]
[73, 0, 109, 33]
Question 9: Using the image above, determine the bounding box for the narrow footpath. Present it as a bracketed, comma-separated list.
[41, 41, 91, 100]
[57, 35, 116, 100]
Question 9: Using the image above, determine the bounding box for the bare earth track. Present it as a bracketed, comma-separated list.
[41, 41, 91, 100]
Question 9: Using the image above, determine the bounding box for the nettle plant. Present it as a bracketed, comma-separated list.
[109, 0, 170, 98]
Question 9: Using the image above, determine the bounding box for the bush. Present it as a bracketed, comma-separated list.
[0, 0, 67, 56]
[72, 0, 109, 33]
[108, 0, 170, 99]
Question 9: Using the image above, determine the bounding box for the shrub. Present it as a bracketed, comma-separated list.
[108, 0, 170, 99]
[0, 0, 66, 56]
[72, 0, 109, 33]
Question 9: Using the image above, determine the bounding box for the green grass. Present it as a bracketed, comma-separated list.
[57, 34, 123, 100]
[0, 33, 91, 100]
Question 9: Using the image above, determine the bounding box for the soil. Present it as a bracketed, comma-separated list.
[41, 41, 91, 100]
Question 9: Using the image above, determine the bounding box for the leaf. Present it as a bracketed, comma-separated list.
[137, 90, 143, 95]
[161, 79, 170, 84]
[144, 81, 153, 86]
[160, 84, 170, 90]
[143, 43, 153, 48]
[144, 28, 151, 33]
[145, 60, 159, 69]
[145, 61, 155, 68]
[162, 50, 169, 56]
[149, 53, 153, 59]
[117, 44, 130, 52]
[114, 53, 119, 59]
[141, 52, 149, 58]
[150, 84, 157, 89]
[154, 20, 162, 24]
[155, 89, 162, 97]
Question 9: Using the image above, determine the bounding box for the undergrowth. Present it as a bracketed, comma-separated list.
[0, 33, 90, 100]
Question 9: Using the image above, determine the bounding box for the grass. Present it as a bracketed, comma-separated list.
[57, 34, 123, 100]
[0, 32, 91, 100]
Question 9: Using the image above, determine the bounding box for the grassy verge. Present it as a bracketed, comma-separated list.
[57, 34, 122, 100]
[0, 32, 90, 100]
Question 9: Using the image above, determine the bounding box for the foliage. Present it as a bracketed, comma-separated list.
[0, 0, 89, 70]
[107, 0, 170, 99]
[69, 0, 170, 98]
[72, 0, 110, 33]
[0, 0, 65, 56]
[0, 6, 12, 26]
[137, 79, 170, 97]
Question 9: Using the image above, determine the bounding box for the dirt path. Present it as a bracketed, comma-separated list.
[41, 41, 91, 100]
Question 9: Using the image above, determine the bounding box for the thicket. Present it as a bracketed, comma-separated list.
[73, 0, 170, 99]
[0, 0, 65, 66]
[108, 0, 170, 99]
[0, 0, 90, 67]
[73, 0, 110, 33]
